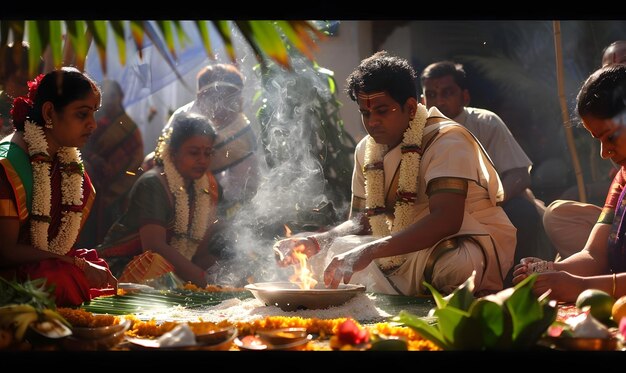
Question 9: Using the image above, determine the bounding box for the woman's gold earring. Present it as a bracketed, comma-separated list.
[45, 119, 53, 129]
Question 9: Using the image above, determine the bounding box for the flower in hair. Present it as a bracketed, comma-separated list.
[27, 74, 45, 102]
[10, 96, 32, 126]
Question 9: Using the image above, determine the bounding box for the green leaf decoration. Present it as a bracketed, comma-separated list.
[129, 21, 145, 60]
[0, 277, 57, 311]
[5, 20, 324, 78]
[193, 20, 213, 60]
[396, 272, 556, 350]
[48, 21, 63, 69]
[86, 20, 108, 75]
[65, 21, 88, 71]
[469, 297, 509, 348]
[393, 310, 448, 350]
[26, 21, 46, 78]
[109, 20, 126, 67]
[505, 274, 557, 348]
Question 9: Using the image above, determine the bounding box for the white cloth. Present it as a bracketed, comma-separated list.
[543, 199, 601, 258]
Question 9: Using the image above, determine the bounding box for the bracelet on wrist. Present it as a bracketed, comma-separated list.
[528, 260, 554, 274]
[613, 273, 617, 298]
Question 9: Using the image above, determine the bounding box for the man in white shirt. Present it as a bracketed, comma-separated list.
[420, 61, 553, 281]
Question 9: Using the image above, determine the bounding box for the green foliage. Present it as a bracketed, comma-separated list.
[0, 20, 323, 78]
[0, 277, 56, 311]
[392, 273, 556, 350]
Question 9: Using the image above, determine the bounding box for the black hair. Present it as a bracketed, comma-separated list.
[345, 50, 417, 106]
[13, 67, 100, 131]
[419, 61, 468, 91]
[576, 64, 626, 120]
[168, 112, 217, 153]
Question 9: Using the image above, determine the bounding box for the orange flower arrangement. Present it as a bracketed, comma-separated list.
[57, 308, 119, 328]
[57, 308, 440, 351]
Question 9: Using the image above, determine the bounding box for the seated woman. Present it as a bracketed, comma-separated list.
[97, 112, 221, 287]
[0, 68, 117, 306]
[513, 64, 626, 302]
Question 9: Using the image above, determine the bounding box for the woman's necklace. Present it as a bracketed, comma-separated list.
[161, 144, 212, 260]
[23, 120, 84, 255]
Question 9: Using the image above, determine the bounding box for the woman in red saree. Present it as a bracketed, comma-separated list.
[97, 112, 220, 287]
[513, 64, 626, 302]
[0, 68, 117, 306]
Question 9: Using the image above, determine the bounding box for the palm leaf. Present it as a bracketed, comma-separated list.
[86, 20, 108, 75]
[26, 21, 46, 77]
[248, 21, 289, 68]
[193, 20, 214, 60]
[142, 21, 188, 90]
[109, 20, 127, 66]
[48, 20, 63, 69]
[65, 21, 89, 71]
[155, 20, 177, 60]
[5, 20, 324, 79]
[213, 20, 236, 63]
[129, 20, 145, 59]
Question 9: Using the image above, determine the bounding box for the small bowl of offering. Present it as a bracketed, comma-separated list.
[72, 317, 130, 340]
[257, 327, 308, 346]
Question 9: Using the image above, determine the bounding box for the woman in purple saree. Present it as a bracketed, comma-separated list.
[513, 64, 626, 302]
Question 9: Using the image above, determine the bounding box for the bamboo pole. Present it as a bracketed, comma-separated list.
[553, 21, 586, 203]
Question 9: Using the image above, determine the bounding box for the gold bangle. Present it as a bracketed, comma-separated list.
[613, 273, 617, 298]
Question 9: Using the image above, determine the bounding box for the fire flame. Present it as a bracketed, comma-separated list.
[284, 224, 292, 237]
[288, 244, 318, 290]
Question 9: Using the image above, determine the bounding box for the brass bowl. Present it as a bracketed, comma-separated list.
[245, 282, 366, 311]
[257, 327, 308, 346]
[62, 320, 131, 351]
[195, 325, 237, 346]
[126, 326, 237, 351]
[72, 317, 130, 339]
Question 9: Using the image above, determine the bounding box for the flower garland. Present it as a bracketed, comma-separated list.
[364, 103, 428, 269]
[157, 141, 212, 260]
[23, 120, 84, 255]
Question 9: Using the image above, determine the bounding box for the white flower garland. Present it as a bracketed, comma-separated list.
[364, 103, 428, 270]
[158, 142, 212, 260]
[23, 120, 84, 255]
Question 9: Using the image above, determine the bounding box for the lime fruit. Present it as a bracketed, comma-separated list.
[576, 289, 615, 322]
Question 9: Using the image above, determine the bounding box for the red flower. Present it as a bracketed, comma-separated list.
[10, 96, 32, 126]
[27, 74, 45, 103]
[336, 318, 369, 345]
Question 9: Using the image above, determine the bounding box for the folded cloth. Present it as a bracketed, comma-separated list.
[119, 251, 174, 284]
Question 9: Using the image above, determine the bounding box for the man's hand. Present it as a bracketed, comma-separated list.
[273, 236, 320, 267]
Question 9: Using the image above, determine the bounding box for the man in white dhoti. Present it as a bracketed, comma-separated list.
[273, 51, 516, 296]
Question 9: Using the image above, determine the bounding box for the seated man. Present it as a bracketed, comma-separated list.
[273, 51, 516, 296]
[420, 61, 553, 274]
